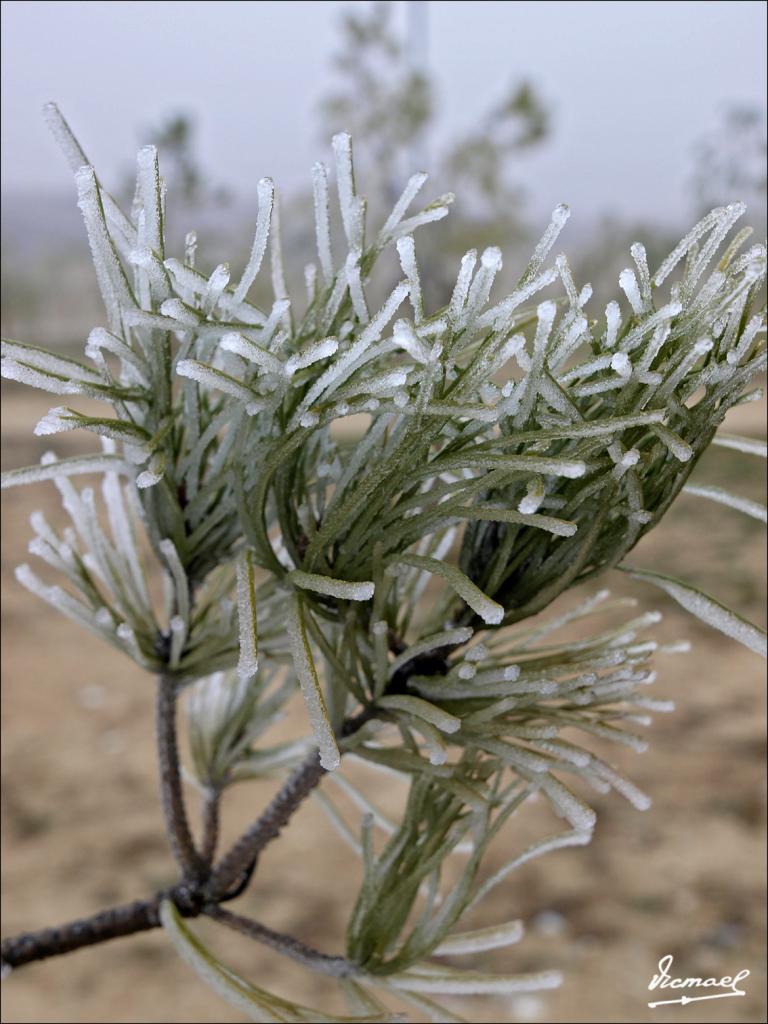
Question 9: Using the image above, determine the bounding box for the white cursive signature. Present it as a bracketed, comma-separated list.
[647, 954, 750, 1008]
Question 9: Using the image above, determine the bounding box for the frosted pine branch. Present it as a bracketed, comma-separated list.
[1, 102, 765, 1023]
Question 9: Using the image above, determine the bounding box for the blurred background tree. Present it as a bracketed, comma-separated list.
[3, 2, 765, 348]
[691, 104, 767, 219]
[141, 112, 232, 209]
[575, 103, 767, 310]
[320, 1, 433, 207]
[317, 4, 766, 313]
[320, 0, 551, 305]
[118, 112, 232, 256]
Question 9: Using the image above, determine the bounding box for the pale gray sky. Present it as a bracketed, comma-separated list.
[1, 0, 766, 225]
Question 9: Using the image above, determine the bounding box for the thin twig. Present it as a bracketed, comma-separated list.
[206, 750, 326, 900]
[1, 896, 162, 969]
[207, 706, 375, 901]
[156, 673, 206, 881]
[0, 880, 212, 971]
[200, 787, 220, 866]
[204, 906, 358, 978]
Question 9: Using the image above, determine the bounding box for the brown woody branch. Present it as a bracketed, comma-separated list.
[2, 893, 173, 969]
[205, 906, 358, 978]
[1, 708, 375, 973]
[156, 673, 206, 882]
[205, 748, 327, 900]
[200, 787, 221, 867]
[1, 650, 440, 974]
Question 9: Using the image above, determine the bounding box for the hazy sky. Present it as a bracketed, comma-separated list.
[1, 0, 766, 226]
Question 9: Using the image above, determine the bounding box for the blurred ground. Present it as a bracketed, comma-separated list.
[1, 383, 766, 1024]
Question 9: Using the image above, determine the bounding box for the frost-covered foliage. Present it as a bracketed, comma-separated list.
[1, 104, 766, 1021]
